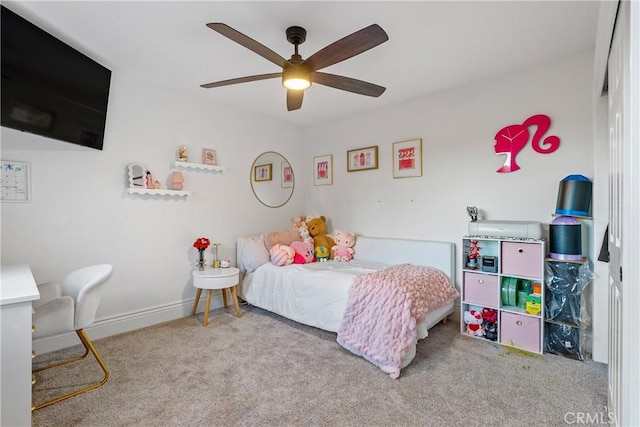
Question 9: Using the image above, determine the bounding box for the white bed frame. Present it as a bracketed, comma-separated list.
[236, 235, 457, 371]
[350, 236, 456, 284]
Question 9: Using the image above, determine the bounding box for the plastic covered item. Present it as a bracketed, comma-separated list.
[544, 322, 588, 361]
[544, 261, 593, 327]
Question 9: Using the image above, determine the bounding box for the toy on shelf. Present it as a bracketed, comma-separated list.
[482, 308, 498, 341]
[464, 306, 485, 337]
[467, 240, 481, 269]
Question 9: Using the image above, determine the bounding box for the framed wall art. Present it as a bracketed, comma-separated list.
[313, 154, 333, 186]
[281, 162, 294, 188]
[254, 163, 272, 182]
[393, 138, 422, 178]
[1, 160, 31, 202]
[347, 146, 378, 172]
[202, 148, 217, 165]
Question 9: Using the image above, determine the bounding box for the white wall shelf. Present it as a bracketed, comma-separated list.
[127, 188, 190, 197]
[171, 161, 225, 173]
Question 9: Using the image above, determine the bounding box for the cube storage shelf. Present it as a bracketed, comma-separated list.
[461, 236, 546, 354]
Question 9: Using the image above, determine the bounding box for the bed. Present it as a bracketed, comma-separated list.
[237, 235, 458, 378]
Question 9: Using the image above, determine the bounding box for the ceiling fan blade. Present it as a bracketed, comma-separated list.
[303, 24, 388, 72]
[287, 90, 304, 111]
[200, 72, 282, 89]
[206, 23, 287, 68]
[312, 72, 386, 97]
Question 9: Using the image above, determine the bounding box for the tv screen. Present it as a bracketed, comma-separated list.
[1, 5, 111, 150]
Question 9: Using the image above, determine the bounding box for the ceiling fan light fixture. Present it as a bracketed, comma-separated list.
[282, 68, 311, 90]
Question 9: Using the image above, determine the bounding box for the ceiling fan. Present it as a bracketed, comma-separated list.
[200, 23, 389, 111]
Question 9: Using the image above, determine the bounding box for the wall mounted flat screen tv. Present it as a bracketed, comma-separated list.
[1, 5, 111, 150]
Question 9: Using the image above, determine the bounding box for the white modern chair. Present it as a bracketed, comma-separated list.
[32, 264, 114, 411]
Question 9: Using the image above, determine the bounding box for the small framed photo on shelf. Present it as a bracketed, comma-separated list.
[347, 146, 378, 172]
[281, 162, 293, 188]
[313, 154, 333, 186]
[202, 148, 217, 165]
[393, 138, 422, 178]
[254, 163, 272, 182]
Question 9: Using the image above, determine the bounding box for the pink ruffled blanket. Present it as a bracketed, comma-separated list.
[337, 264, 459, 378]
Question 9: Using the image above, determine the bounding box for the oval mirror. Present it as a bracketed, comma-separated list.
[250, 151, 294, 208]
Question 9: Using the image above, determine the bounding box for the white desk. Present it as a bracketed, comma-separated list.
[191, 267, 241, 326]
[1, 264, 39, 426]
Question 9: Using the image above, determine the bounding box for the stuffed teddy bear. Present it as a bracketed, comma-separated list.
[269, 244, 295, 266]
[331, 230, 356, 262]
[306, 216, 335, 259]
[291, 241, 315, 264]
[463, 306, 485, 337]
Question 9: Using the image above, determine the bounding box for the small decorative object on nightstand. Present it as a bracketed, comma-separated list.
[211, 242, 221, 268]
[193, 237, 210, 271]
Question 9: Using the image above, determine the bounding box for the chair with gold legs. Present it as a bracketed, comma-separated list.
[32, 264, 114, 411]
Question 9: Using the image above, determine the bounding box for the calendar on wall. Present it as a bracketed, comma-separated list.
[1, 160, 31, 202]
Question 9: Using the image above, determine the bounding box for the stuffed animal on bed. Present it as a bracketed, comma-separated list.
[306, 216, 335, 259]
[314, 246, 330, 262]
[297, 223, 314, 246]
[264, 228, 301, 251]
[269, 244, 295, 266]
[331, 230, 355, 262]
[291, 241, 315, 264]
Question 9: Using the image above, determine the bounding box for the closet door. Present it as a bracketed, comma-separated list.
[606, 0, 640, 425]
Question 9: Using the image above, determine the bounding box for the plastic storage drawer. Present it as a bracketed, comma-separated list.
[464, 272, 499, 307]
[500, 312, 541, 353]
[501, 242, 543, 279]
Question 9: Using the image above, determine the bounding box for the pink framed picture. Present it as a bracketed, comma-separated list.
[202, 148, 217, 165]
[347, 146, 378, 172]
[393, 138, 422, 178]
[281, 162, 293, 188]
[313, 154, 332, 186]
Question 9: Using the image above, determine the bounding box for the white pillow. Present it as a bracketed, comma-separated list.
[242, 234, 270, 273]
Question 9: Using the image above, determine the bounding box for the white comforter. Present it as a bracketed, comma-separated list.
[241, 260, 388, 332]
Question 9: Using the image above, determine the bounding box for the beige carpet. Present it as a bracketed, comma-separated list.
[32, 305, 607, 427]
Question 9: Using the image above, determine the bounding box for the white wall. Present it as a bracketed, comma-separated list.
[1, 70, 305, 349]
[303, 50, 595, 295]
[2, 50, 600, 356]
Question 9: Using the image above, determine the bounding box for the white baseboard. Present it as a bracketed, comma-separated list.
[33, 294, 225, 355]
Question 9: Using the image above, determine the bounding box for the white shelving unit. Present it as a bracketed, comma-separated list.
[460, 236, 546, 354]
[126, 188, 190, 197]
[170, 161, 225, 173]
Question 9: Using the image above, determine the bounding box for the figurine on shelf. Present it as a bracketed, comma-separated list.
[467, 240, 481, 269]
[145, 171, 154, 189]
[170, 171, 184, 190]
[177, 145, 188, 162]
[153, 180, 161, 189]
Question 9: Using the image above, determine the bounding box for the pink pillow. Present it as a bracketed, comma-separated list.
[269, 244, 295, 266]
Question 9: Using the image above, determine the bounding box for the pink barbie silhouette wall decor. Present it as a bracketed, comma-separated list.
[494, 114, 560, 173]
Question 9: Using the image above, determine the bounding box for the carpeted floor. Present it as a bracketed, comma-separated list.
[32, 305, 608, 427]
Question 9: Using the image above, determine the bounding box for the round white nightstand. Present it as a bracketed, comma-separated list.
[191, 267, 241, 326]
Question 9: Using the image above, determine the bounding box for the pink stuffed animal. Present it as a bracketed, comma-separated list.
[291, 241, 315, 264]
[269, 244, 295, 266]
[331, 230, 356, 262]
